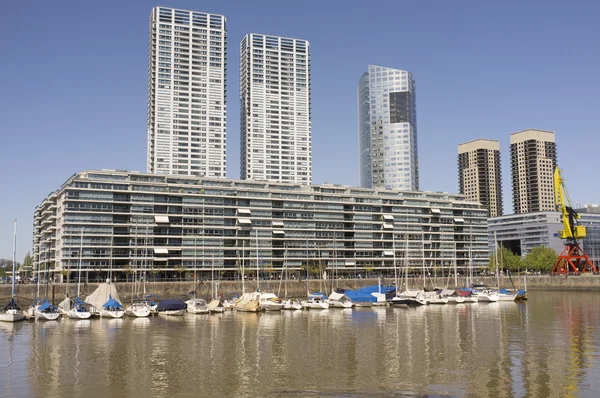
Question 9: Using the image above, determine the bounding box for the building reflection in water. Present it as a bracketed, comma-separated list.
[19, 292, 600, 397]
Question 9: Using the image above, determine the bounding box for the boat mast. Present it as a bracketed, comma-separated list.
[494, 231, 500, 289]
[255, 229, 260, 293]
[392, 232, 397, 289]
[132, 219, 137, 302]
[241, 239, 245, 294]
[306, 239, 310, 295]
[468, 223, 473, 287]
[331, 234, 336, 293]
[404, 230, 409, 293]
[143, 223, 148, 295]
[211, 253, 215, 300]
[284, 244, 288, 297]
[77, 228, 83, 297]
[194, 235, 197, 297]
[422, 231, 426, 289]
[11, 219, 17, 299]
[454, 241, 458, 289]
[35, 258, 40, 304]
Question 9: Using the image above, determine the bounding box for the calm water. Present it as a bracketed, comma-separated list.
[2, 292, 600, 397]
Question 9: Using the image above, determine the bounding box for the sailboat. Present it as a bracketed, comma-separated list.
[67, 230, 92, 319]
[391, 231, 427, 306]
[444, 242, 465, 304]
[0, 220, 25, 322]
[126, 222, 152, 317]
[185, 241, 210, 314]
[254, 230, 282, 311]
[207, 254, 226, 313]
[98, 295, 124, 318]
[234, 237, 261, 313]
[278, 244, 302, 310]
[32, 263, 61, 320]
[34, 299, 60, 320]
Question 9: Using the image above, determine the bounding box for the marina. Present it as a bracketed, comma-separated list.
[1, 291, 600, 397]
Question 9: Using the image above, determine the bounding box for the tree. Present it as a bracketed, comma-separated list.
[523, 246, 558, 272]
[175, 266, 187, 281]
[488, 247, 523, 273]
[23, 252, 33, 268]
[301, 260, 321, 278]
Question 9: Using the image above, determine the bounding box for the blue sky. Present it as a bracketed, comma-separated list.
[1, 0, 599, 260]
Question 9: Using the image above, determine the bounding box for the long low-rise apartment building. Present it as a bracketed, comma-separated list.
[34, 170, 489, 282]
[488, 205, 600, 264]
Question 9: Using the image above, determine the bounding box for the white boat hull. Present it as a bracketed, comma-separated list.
[327, 301, 353, 308]
[261, 302, 283, 311]
[447, 296, 466, 304]
[125, 306, 151, 317]
[0, 311, 25, 322]
[100, 309, 125, 318]
[477, 294, 499, 302]
[498, 294, 517, 301]
[187, 306, 209, 314]
[427, 297, 449, 305]
[158, 309, 185, 316]
[302, 301, 329, 309]
[36, 311, 60, 320]
[67, 310, 92, 319]
[209, 307, 226, 313]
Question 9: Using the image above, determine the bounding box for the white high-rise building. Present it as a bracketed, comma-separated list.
[358, 65, 418, 190]
[147, 7, 227, 177]
[240, 34, 311, 184]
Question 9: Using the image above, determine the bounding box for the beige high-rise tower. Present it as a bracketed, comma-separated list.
[458, 139, 503, 217]
[510, 129, 557, 213]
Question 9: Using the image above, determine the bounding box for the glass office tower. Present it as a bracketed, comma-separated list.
[358, 65, 418, 190]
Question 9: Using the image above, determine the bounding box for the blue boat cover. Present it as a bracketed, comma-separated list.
[157, 299, 186, 311]
[345, 290, 376, 303]
[103, 295, 123, 310]
[308, 292, 327, 299]
[74, 296, 88, 305]
[499, 288, 511, 294]
[38, 299, 52, 311]
[344, 284, 395, 303]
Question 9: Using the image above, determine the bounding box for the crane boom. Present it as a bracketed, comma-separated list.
[554, 167, 586, 240]
[551, 167, 596, 274]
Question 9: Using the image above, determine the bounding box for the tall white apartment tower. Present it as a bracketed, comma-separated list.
[240, 34, 311, 184]
[147, 7, 227, 177]
[358, 65, 418, 190]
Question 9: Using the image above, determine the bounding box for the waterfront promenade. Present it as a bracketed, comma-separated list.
[2, 274, 599, 302]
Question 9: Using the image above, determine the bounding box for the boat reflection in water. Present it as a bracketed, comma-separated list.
[15, 292, 600, 397]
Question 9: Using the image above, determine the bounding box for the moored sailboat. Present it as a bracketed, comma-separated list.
[35, 299, 60, 320]
[0, 220, 25, 323]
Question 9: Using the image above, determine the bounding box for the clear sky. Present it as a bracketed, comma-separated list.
[1, 0, 599, 260]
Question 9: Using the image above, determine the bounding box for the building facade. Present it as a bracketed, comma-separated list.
[488, 206, 600, 265]
[240, 34, 311, 185]
[358, 65, 418, 191]
[147, 7, 227, 177]
[458, 139, 503, 217]
[33, 170, 488, 282]
[510, 129, 557, 213]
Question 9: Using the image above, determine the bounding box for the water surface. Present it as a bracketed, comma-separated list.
[2, 292, 600, 397]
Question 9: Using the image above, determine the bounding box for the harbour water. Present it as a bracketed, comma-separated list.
[2, 291, 600, 397]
